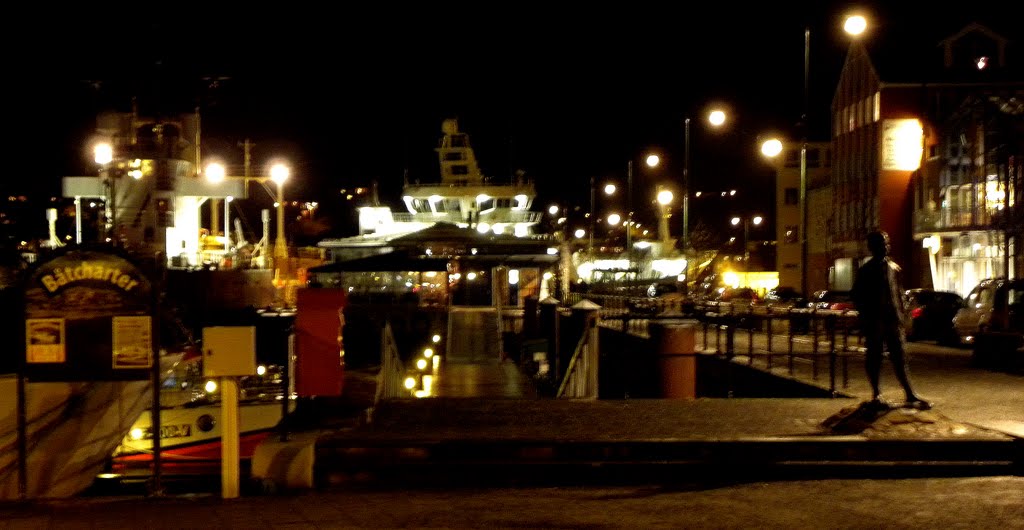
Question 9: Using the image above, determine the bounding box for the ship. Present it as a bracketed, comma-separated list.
[1, 104, 319, 499]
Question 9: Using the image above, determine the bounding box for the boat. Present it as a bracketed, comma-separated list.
[108, 347, 295, 478]
[2, 103, 320, 499]
[346, 118, 542, 241]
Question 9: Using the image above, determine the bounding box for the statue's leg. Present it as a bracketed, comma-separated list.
[863, 332, 883, 399]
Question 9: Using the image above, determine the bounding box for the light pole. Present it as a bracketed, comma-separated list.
[224, 196, 233, 251]
[681, 108, 727, 274]
[731, 215, 763, 272]
[94, 142, 114, 242]
[657, 188, 674, 248]
[270, 163, 289, 263]
[799, 25, 810, 299]
[797, 15, 866, 296]
[626, 160, 633, 261]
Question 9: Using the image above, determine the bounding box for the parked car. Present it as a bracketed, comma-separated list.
[808, 290, 854, 311]
[763, 286, 806, 308]
[952, 278, 1024, 344]
[903, 288, 964, 344]
[717, 287, 760, 304]
[954, 278, 1024, 370]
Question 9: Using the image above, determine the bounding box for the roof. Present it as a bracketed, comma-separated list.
[308, 252, 450, 273]
[862, 20, 1022, 85]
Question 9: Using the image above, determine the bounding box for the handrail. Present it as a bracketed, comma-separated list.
[373, 320, 405, 410]
[557, 331, 594, 399]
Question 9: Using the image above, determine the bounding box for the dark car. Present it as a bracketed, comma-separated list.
[763, 286, 806, 307]
[903, 288, 964, 344]
[809, 290, 854, 311]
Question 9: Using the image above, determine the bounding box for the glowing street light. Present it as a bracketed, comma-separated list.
[205, 162, 226, 183]
[761, 138, 784, 158]
[270, 163, 290, 262]
[604, 183, 617, 195]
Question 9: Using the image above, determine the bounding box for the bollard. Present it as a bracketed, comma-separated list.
[539, 297, 560, 379]
[523, 296, 539, 338]
[650, 320, 698, 399]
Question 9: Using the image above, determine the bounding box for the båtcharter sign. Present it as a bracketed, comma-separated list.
[23, 248, 154, 381]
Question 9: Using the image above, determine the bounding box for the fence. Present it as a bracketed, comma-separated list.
[563, 293, 865, 397]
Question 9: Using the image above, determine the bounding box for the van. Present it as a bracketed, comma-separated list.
[953, 278, 1024, 370]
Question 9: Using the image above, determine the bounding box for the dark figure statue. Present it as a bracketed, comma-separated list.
[851, 231, 931, 410]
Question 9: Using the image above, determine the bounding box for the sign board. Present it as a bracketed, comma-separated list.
[202, 326, 257, 377]
[22, 247, 154, 381]
[881, 119, 923, 171]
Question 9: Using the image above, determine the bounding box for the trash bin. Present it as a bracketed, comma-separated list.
[649, 320, 698, 399]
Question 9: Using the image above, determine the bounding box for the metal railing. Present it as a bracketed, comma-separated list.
[373, 321, 406, 410]
[568, 294, 864, 396]
[557, 331, 597, 399]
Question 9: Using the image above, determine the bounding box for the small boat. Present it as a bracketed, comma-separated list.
[108, 343, 296, 479]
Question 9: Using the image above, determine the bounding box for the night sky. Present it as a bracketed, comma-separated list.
[5, 2, 1019, 239]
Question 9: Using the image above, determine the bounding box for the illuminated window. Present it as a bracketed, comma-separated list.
[873, 92, 881, 122]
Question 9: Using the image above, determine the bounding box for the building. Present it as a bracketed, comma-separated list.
[831, 20, 1022, 295]
[765, 141, 832, 294]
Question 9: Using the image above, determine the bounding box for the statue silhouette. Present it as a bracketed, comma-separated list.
[851, 230, 931, 410]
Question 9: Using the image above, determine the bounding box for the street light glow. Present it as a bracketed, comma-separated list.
[761, 138, 783, 158]
[657, 190, 673, 205]
[731, 217, 741, 226]
[205, 162, 226, 183]
[607, 213, 621, 226]
[752, 216, 763, 225]
[708, 110, 726, 126]
[549, 205, 560, 215]
[645, 154, 660, 168]
[93, 143, 112, 165]
[270, 163, 290, 185]
[604, 183, 616, 195]
[844, 14, 867, 36]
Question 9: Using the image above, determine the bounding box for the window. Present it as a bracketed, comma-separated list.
[784, 188, 798, 205]
[807, 148, 820, 168]
[873, 92, 881, 122]
[443, 152, 464, 161]
[784, 149, 800, 168]
[451, 164, 469, 175]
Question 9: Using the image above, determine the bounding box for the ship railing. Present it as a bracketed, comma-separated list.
[391, 211, 542, 224]
[557, 326, 598, 399]
[372, 320, 405, 412]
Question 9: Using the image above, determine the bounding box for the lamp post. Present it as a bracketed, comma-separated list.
[94, 142, 114, 242]
[797, 15, 866, 296]
[224, 196, 233, 251]
[682, 109, 727, 258]
[657, 188, 674, 248]
[270, 163, 290, 263]
[731, 215, 763, 273]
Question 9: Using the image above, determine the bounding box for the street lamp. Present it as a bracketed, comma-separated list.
[796, 14, 867, 296]
[94, 142, 116, 242]
[682, 108, 728, 260]
[626, 153, 660, 266]
[657, 188, 674, 248]
[270, 163, 289, 262]
[730, 215, 763, 271]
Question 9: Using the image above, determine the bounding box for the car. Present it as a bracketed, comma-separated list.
[952, 278, 1024, 345]
[716, 287, 760, 304]
[763, 286, 806, 307]
[808, 290, 854, 311]
[903, 288, 964, 344]
[954, 278, 1024, 370]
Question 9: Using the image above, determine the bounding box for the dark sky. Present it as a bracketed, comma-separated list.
[5, 2, 1020, 237]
